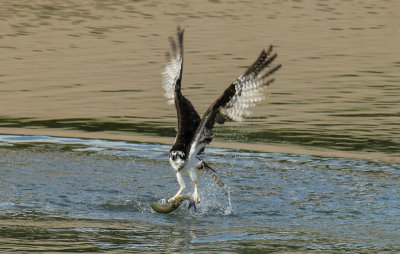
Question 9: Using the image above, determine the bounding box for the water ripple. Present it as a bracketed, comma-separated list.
[0, 135, 399, 251]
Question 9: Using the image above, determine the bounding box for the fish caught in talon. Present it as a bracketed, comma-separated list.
[151, 195, 192, 213]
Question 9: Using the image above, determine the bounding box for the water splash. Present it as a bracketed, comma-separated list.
[224, 185, 233, 216]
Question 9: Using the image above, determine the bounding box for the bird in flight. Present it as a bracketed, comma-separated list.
[162, 27, 281, 205]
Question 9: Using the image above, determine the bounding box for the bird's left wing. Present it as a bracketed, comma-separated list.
[188, 46, 282, 157]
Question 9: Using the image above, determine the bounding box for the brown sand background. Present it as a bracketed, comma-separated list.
[1, 0, 399, 162]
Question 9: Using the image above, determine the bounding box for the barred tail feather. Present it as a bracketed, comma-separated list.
[202, 161, 225, 187]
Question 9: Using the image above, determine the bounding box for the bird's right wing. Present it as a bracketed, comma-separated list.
[162, 27, 201, 155]
[188, 46, 282, 157]
[161, 26, 184, 105]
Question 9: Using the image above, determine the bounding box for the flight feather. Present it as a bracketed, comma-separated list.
[189, 46, 281, 157]
[161, 27, 184, 105]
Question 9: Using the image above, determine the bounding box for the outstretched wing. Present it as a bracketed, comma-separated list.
[162, 27, 201, 156]
[161, 27, 184, 105]
[188, 46, 282, 157]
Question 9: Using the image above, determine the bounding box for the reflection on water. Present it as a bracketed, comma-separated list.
[0, 135, 399, 252]
[0, 0, 399, 162]
[1, 116, 399, 158]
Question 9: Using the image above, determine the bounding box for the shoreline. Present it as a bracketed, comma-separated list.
[1, 127, 399, 164]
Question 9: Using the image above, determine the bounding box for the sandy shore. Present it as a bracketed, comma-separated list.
[2, 127, 399, 164]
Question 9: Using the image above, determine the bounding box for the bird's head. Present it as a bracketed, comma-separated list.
[169, 150, 186, 171]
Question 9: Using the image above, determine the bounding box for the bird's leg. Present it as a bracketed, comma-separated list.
[189, 168, 201, 203]
[193, 180, 200, 203]
[168, 171, 185, 203]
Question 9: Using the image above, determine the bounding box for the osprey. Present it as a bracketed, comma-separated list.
[162, 27, 281, 205]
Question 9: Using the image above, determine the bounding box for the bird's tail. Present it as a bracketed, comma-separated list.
[201, 161, 225, 188]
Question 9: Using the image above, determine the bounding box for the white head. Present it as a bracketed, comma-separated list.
[169, 150, 186, 171]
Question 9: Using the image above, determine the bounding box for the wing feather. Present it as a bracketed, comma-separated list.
[162, 27, 201, 156]
[161, 27, 184, 105]
[189, 46, 281, 157]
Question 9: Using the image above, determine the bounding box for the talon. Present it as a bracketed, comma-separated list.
[188, 201, 197, 210]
